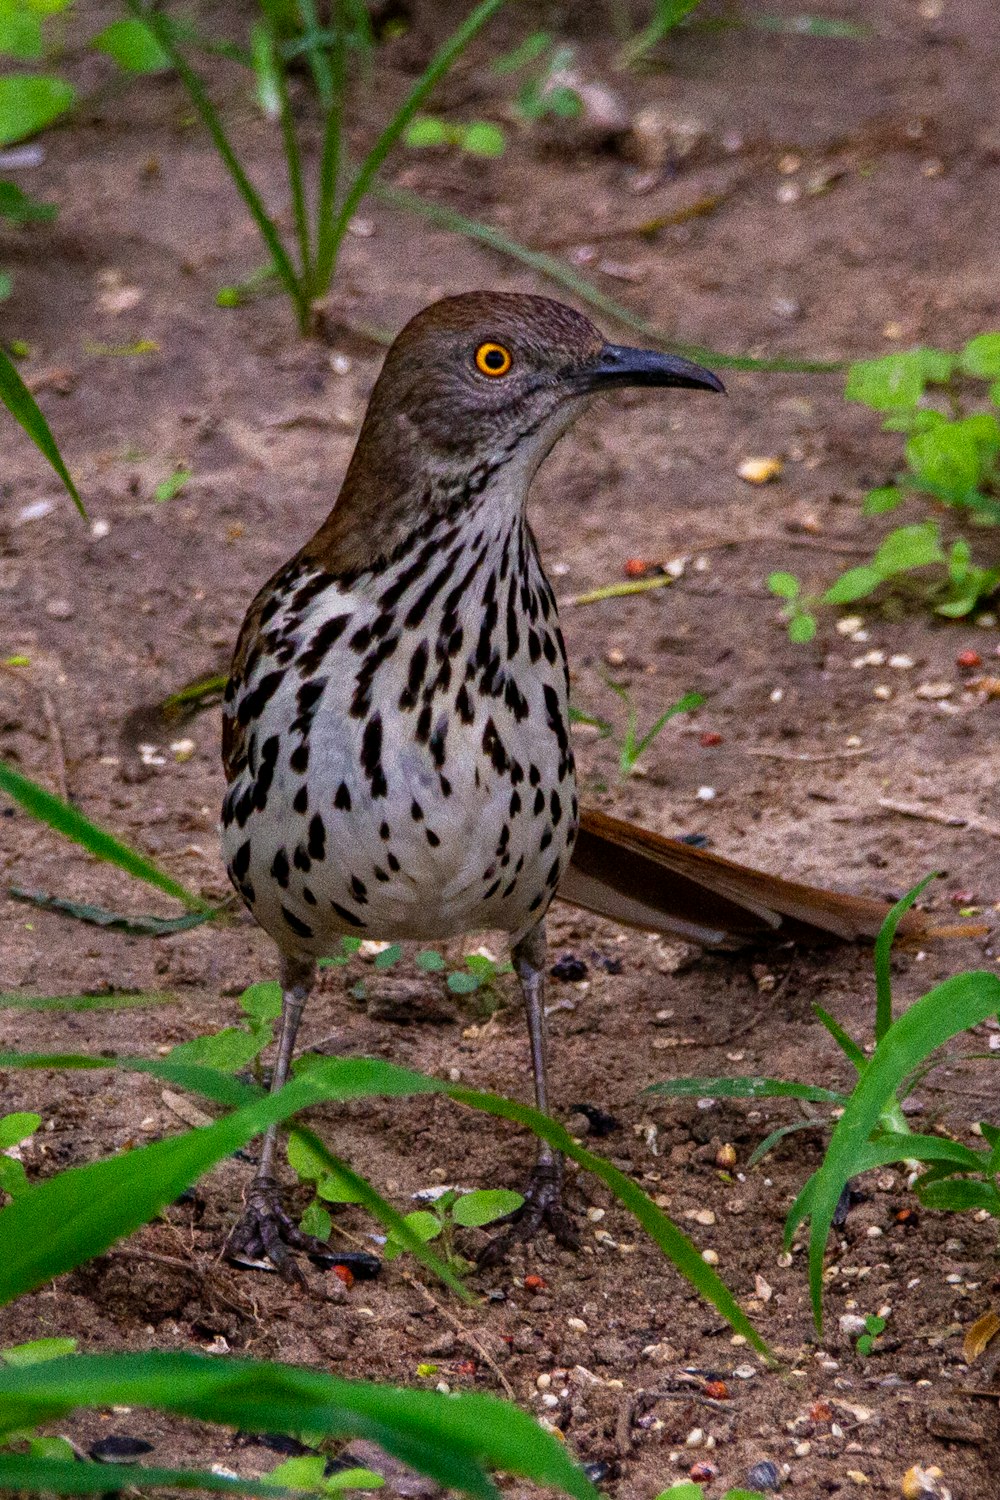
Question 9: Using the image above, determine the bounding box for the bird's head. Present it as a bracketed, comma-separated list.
[311, 291, 723, 573]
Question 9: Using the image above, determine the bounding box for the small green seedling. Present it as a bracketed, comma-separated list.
[267, 1456, 384, 1493]
[288, 1128, 367, 1243]
[0, 1113, 40, 1200]
[493, 32, 582, 122]
[854, 1312, 887, 1357]
[167, 981, 282, 1074]
[153, 464, 192, 502]
[656, 1484, 766, 1499]
[384, 1187, 524, 1272]
[774, 336, 1000, 639]
[616, 0, 706, 68]
[404, 114, 505, 157]
[572, 687, 703, 779]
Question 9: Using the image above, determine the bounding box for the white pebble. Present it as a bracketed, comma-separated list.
[685, 1427, 705, 1447]
[888, 653, 915, 669]
[696, 785, 716, 801]
[90, 518, 111, 539]
[702, 1248, 719, 1265]
[567, 1316, 588, 1332]
[769, 687, 784, 702]
[17, 498, 55, 524]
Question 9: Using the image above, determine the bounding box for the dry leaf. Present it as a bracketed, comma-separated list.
[963, 1309, 1000, 1365]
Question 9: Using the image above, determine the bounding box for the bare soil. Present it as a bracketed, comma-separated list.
[2, 2, 999, 1495]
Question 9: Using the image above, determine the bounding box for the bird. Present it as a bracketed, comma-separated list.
[220, 290, 935, 1276]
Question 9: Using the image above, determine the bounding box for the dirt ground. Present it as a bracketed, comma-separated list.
[2, 1, 1000, 1495]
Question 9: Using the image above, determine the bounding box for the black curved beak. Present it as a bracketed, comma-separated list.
[578, 343, 725, 395]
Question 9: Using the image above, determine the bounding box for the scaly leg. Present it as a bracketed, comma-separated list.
[479, 919, 579, 1266]
[226, 952, 338, 1278]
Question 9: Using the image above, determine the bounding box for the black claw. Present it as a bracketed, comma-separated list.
[477, 1159, 579, 1268]
[225, 1178, 381, 1282]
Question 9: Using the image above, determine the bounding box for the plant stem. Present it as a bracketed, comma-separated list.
[127, 0, 309, 333]
[261, 3, 311, 286]
[325, 0, 506, 277]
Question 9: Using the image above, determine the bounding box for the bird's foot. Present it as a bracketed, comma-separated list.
[225, 1177, 380, 1283]
[477, 1159, 579, 1268]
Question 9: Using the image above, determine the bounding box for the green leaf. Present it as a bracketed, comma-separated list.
[6, 887, 215, 935]
[989, 380, 1000, 407]
[92, 18, 170, 72]
[268, 1456, 385, 1493]
[0, 1353, 598, 1500]
[461, 121, 505, 157]
[415, 949, 445, 972]
[788, 612, 816, 644]
[812, 1005, 866, 1069]
[0, 179, 56, 223]
[959, 333, 1000, 379]
[153, 464, 191, 502]
[793, 969, 1000, 1329]
[917, 1177, 1000, 1214]
[821, 565, 882, 604]
[447, 971, 480, 994]
[0, 1155, 28, 1197]
[239, 981, 283, 1021]
[0, 347, 84, 514]
[862, 485, 903, 515]
[0, 10, 43, 59]
[645, 1075, 845, 1104]
[299, 1200, 331, 1241]
[0, 74, 74, 145]
[288, 1131, 365, 1204]
[168, 1025, 268, 1074]
[871, 522, 944, 576]
[404, 115, 449, 147]
[373, 943, 403, 970]
[0, 1111, 40, 1149]
[1, 1337, 76, 1367]
[384, 1209, 443, 1258]
[906, 423, 991, 501]
[845, 352, 927, 410]
[767, 571, 800, 599]
[451, 1189, 523, 1227]
[0, 760, 209, 911]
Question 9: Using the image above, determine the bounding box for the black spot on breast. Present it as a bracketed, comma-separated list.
[483, 878, 501, 900]
[361, 713, 387, 799]
[482, 717, 509, 775]
[404, 547, 461, 629]
[231, 840, 251, 880]
[415, 703, 432, 744]
[308, 813, 326, 860]
[297, 613, 349, 676]
[550, 790, 562, 826]
[374, 865, 390, 882]
[271, 848, 290, 888]
[504, 678, 528, 722]
[379, 821, 390, 840]
[546, 858, 561, 888]
[290, 741, 309, 774]
[294, 845, 311, 872]
[282, 905, 313, 939]
[542, 633, 558, 665]
[528, 892, 544, 913]
[455, 684, 475, 724]
[399, 639, 429, 711]
[334, 781, 352, 811]
[237, 669, 282, 727]
[352, 634, 398, 718]
[350, 874, 368, 904]
[429, 720, 447, 768]
[411, 800, 423, 821]
[533, 788, 545, 815]
[529, 764, 540, 786]
[540, 829, 553, 852]
[505, 576, 519, 659]
[386, 851, 400, 873]
[292, 573, 332, 614]
[509, 790, 521, 816]
[527, 629, 541, 664]
[293, 784, 309, 814]
[302, 886, 317, 905]
[425, 828, 440, 848]
[332, 900, 366, 928]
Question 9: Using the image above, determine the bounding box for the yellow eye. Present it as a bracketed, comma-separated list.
[475, 341, 512, 377]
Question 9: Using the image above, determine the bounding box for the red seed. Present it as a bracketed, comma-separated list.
[624, 558, 649, 577]
[957, 649, 982, 669]
[810, 1400, 833, 1423]
[332, 1264, 354, 1288]
[455, 1359, 477, 1376]
[524, 1273, 547, 1291]
[700, 731, 723, 747]
[704, 1379, 728, 1399]
[688, 1462, 716, 1483]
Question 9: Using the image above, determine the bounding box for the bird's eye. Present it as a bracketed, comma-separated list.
[474, 341, 513, 377]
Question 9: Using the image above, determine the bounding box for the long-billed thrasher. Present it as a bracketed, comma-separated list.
[221, 291, 930, 1274]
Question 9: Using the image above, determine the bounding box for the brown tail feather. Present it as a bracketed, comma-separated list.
[558, 806, 979, 946]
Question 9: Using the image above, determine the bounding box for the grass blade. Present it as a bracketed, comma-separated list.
[328, 0, 506, 268]
[0, 347, 85, 517]
[310, 0, 346, 293]
[812, 1004, 866, 1070]
[0, 991, 173, 1012]
[746, 1119, 819, 1169]
[8, 887, 217, 934]
[0, 1352, 598, 1500]
[0, 1456, 314, 1498]
[374, 182, 841, 374]
[874, 872, 937, 1043]
[0, 760, 210, 913]
[794, 969, 1000, 1329]
[260, 2, 311, 281]
[126, 0, 308, 331]
[645, 1076, 846, 1104]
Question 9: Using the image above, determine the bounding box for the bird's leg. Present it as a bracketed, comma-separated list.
[479, 919, 579, 1266]
[225, 952, 338, 1278]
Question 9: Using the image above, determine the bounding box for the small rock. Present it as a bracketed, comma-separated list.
[570, 1102, 620, 1136]
[45, 597, 74, 620]
[746, 1459, 782, 1492]
[567, 1316, 588, 1332]
[738, 456, 783, 484]
[89, 1436, 155, 1461]
[914, 681, 954, 700]
[839, 1313, 868, 1338]
[626, 106, 706, 168]
[550, 953, 588, 982]
[901, 1464, 949, 1499]
[715, 1143, 737, 1169]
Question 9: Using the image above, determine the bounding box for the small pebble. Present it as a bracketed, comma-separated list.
[888, 653, 915, 669]
[836, 615, 865, 635]
[839, 1313, 868, 1337]
[684, 1427, 705, 1448]
[91, 518, 111, 539]
[701, 1248, 719, 1265]
[89, 1436, 155, 1461]
[696, 785, 716, 801]
[914, 681, 953, 699]
[689, 1460, 717, 1482]
[738, 456, 783, 484]
[873, 685, 893, 700]
[794, 1440, 811, 1457]
[45, 597, 74, 620]
[715, 1143, 737, 1168]
[567, 1317, 588, 1332]
[746, 1459, 782, 1491]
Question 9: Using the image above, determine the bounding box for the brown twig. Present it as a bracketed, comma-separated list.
[875, 798, 1000, 840]
[744, 745, 873, 763]
[40, 689, 69, 802]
